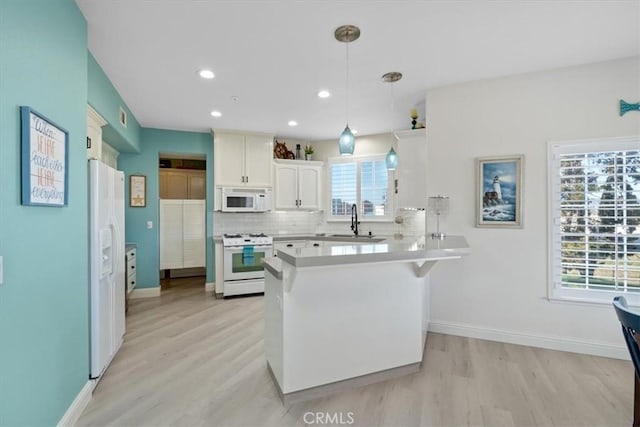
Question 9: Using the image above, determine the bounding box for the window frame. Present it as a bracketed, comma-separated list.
[326, 154, 394, 222]
[547, 135, 640, 306]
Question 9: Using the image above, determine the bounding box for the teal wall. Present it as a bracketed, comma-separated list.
[118, 129, 214, 288]
[0, 1, 89, 425]
[88, 53, 141, 153]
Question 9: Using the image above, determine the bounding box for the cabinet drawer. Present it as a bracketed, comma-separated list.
[127, 256, 136, 276]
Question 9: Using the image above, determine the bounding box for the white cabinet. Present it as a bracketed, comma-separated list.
[213, 131, 273, 187]
[87, 105, 119, 168]
[273, 240, 323, 258]
[125, 245, 136, 295]
[394, 129, 427, 209]
[87, 105, 106, 160]
[274, 240, 307, 256]
[274, 159, 323, 210]
[160, 200, 206, 270]
[214, 241, 224, 295]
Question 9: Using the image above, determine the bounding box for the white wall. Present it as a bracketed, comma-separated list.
[312, 133, 397, 160]
[425, 57, 640, 358]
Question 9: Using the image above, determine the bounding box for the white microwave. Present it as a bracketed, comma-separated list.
[221, 188, 272, 212]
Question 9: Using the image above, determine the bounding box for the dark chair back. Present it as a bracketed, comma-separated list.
[613, 296, 640, 378]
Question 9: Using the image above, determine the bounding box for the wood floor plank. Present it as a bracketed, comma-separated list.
[77, 278, 635, 427]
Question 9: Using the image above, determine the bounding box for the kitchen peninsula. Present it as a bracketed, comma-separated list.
[264, 235, 470, 404]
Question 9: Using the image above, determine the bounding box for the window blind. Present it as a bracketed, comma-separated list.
[329, 156, 391, 219]
[550, 140, 640, 301]
[330, 162, 357, 216]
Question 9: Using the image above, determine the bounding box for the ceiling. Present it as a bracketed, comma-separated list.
[76, 1, 639, 141]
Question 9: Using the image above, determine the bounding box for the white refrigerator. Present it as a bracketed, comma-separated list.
[89, 159, 125, 379]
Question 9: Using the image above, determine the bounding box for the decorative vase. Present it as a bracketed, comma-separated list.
[305, 153, 312, 161]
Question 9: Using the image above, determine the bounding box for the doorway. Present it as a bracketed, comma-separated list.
[158, 153, 207, 289]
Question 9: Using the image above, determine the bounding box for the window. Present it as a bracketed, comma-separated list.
[549, 137, 640, 304]
[328, 155, 392, 220]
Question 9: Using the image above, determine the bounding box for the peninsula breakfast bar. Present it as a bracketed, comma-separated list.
[263, 235, 470, 404]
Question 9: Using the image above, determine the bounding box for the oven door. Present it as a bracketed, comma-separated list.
[223, 245, 273, 281]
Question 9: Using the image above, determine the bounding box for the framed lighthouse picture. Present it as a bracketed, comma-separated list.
[476, 155, 523, 228]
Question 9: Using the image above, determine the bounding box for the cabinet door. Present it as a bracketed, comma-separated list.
[187, 170, 206, 199]
[395, 130, 427, 209]
[87, 109, 104, 160]
[214, 132, 245, 186]
[159, 200, 184, 269]
[244, 135, 273, 187]
[182, 200, 205, 268]
[298, 165, 322, 210]
[162, 170, 189, 199]
[159, 170, 169, 199]
[274, 164, 298, 209]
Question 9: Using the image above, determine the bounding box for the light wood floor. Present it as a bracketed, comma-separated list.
[78, 279, 635, 426]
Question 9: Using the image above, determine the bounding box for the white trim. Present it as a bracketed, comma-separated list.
[56, 381, 93, 427]
[428, 320, 629, 360]
[205, 282, 215, 292]
[87, 105, 107, 127]
[129, 287, 161, 299]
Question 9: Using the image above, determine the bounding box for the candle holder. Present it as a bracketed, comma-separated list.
[410, 109, 418, 129]
[428, 196, 450, 240]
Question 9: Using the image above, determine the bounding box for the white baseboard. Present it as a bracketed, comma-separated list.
[205, 282, 215, 292]
[428, 320, 629, 360]
[57, 381, 93, 427]
[129, 287, 161, 299]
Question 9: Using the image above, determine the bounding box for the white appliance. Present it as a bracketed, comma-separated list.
[222, 233, 273, 296]
[221, 187, 272, 212]
[89, 159, 125, 380]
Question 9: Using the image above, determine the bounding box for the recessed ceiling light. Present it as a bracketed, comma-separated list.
[317, 90, 331, 98]
[210, 111, 222, 117]
[352, 129, 358, 134]
[288, 120, 298, 127]
[198, 69, 215, 79]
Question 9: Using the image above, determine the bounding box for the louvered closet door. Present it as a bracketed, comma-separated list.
[182, 200, 206, 268]
[159, 200, 184, 269]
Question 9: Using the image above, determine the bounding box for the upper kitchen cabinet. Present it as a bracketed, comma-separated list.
[273, 159, 323, 210]
[394, 129, 427, 209]
[87, 105, 106, 161]
[213, 130, 274, 187]
[159, 169, 206, 200]
[86, 105, 119, 169]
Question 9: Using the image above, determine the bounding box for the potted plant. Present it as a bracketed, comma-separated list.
[304, 145, 314, 160]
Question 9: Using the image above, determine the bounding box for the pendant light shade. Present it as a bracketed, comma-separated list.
[335, 25, 360, 156]
[339, 125, 355, 156]
[385, 147, 398, 170]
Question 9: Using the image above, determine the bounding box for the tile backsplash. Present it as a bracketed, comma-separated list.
[214, 209, 425, 237]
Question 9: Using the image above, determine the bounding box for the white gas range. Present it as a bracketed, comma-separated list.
[222, 233, 273, 297]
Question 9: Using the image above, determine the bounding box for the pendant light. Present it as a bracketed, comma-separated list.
[382, 71, 402, 170]
[335, 25, 360, 156]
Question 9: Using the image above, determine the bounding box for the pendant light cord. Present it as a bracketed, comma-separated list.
[345, 29, 350, 126]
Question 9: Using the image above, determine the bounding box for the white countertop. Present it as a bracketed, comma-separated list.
[273, 235, 470, 268]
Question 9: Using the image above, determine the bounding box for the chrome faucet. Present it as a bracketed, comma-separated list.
[350, 203, 359, 236]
